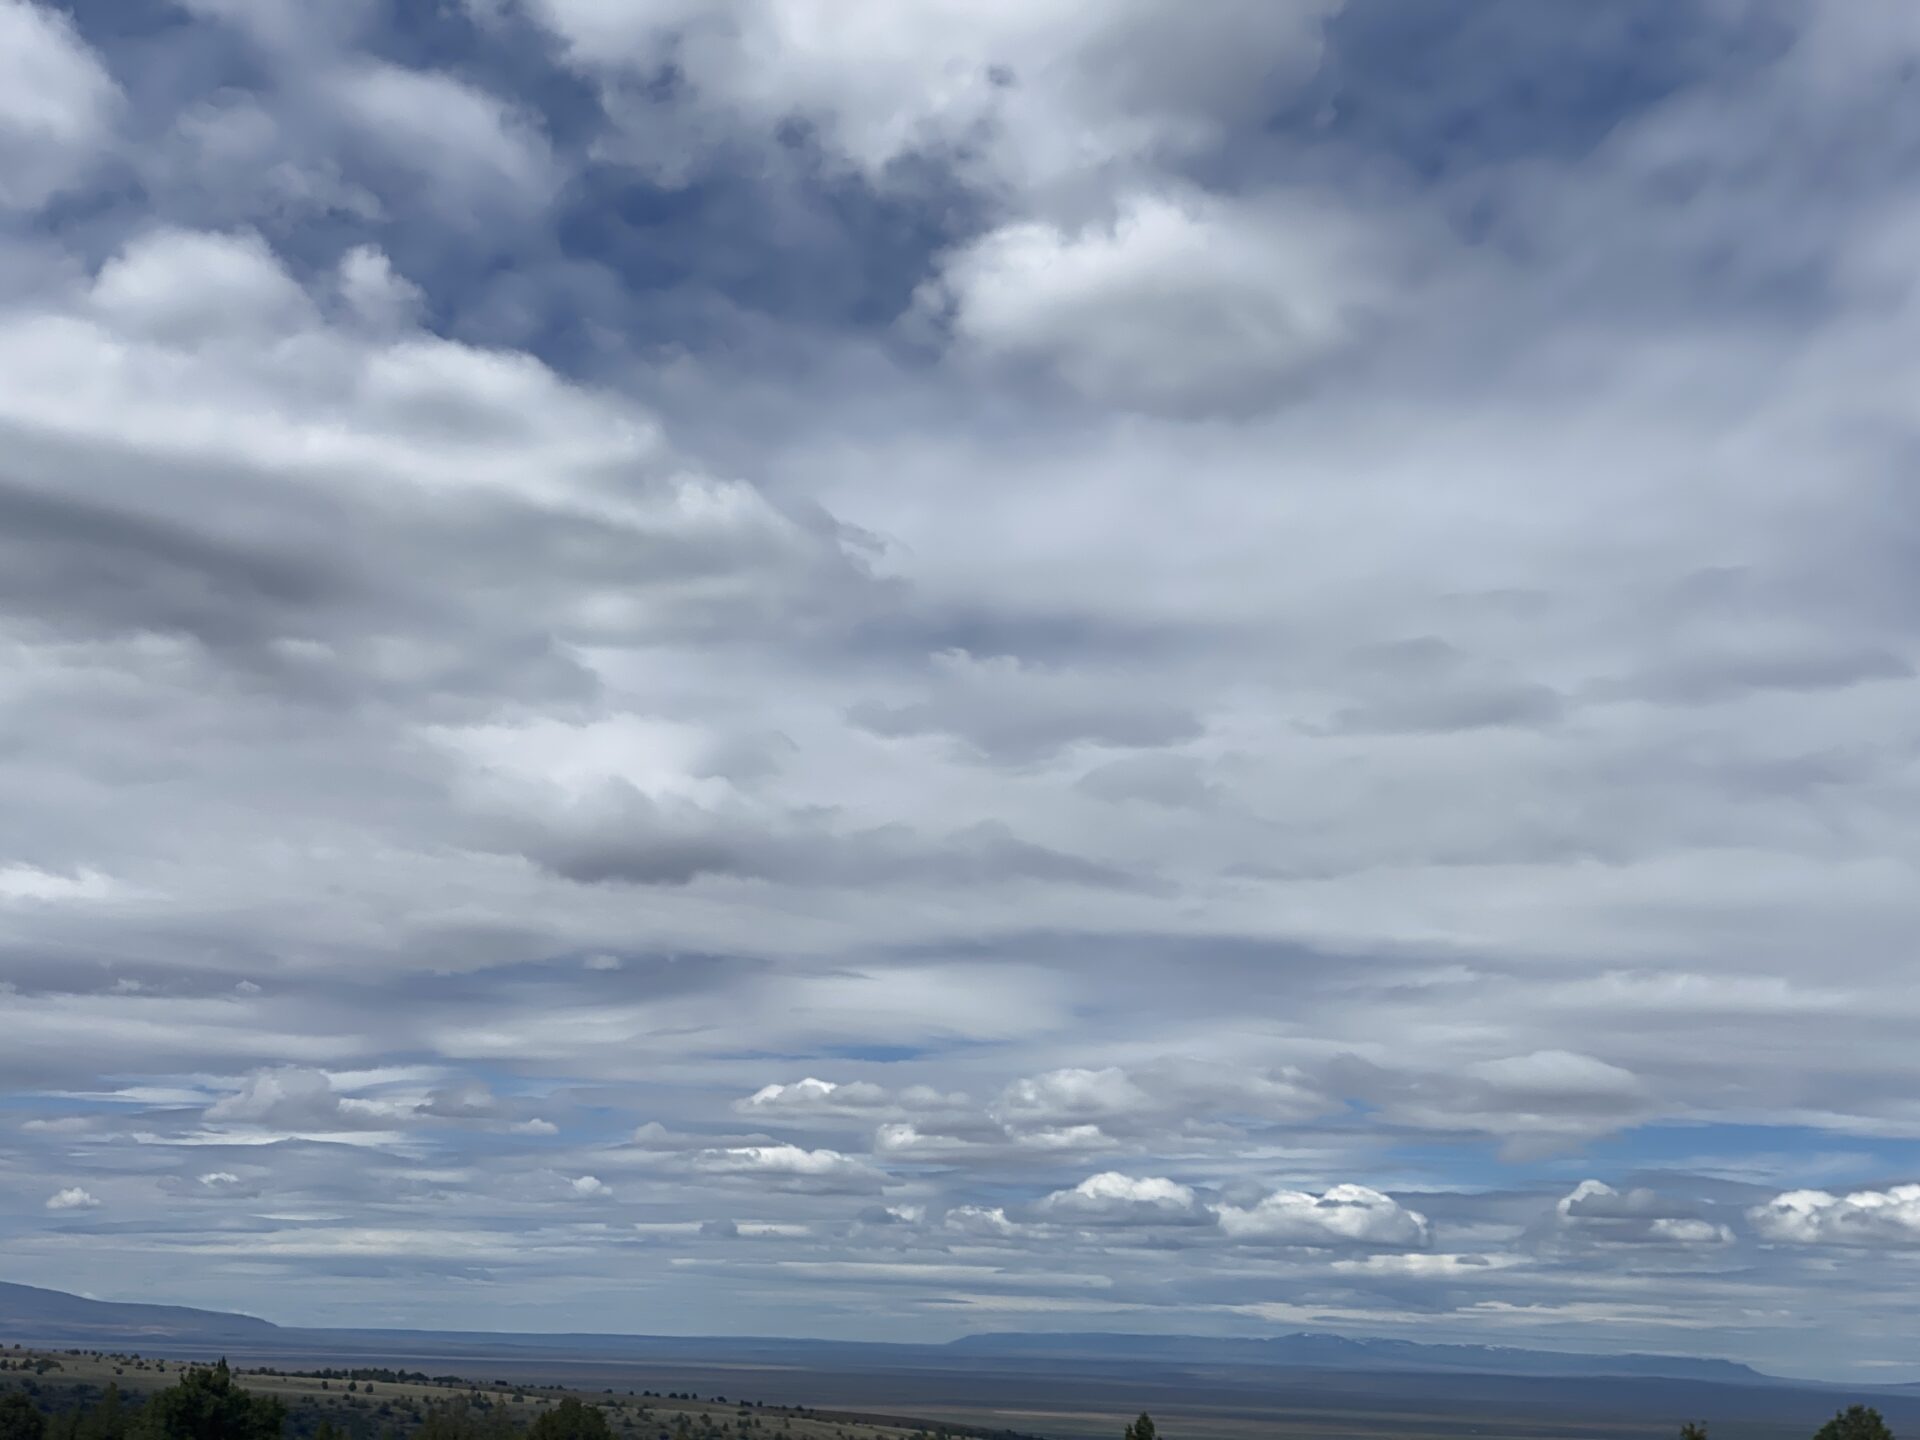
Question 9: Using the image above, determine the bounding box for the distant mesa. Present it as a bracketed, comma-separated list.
[1, 1280, 1766, 1385]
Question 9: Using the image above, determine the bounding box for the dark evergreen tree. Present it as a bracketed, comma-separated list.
[0, 1392, 47, 1440]
[529, 1399, 612, 1440]
[76, 1383, 127, 1440]
[1815, 1408, 1895, 1440]
[1123, 1415, 1156, 1440]
[139, 1360, 285, 1440]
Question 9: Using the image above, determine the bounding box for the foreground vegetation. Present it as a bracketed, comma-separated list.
[0, 1348, 1903, 1440]
[0, 1348, 1021, 1440]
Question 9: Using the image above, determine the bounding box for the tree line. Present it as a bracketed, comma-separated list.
[0, 1361, 617, 1440]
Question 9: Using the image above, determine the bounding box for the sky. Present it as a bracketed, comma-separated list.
[4, 0, 1920, 1386]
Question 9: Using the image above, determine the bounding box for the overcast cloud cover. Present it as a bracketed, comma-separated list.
[5, 0, 1920, 1383]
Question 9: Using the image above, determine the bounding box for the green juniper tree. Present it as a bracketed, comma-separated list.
[1123, 1415, 1156, 1440]
[529, 1399, 613, 1440]
[140, 1359, 286, 1440]
[77, 1384, 127, 1440]
[0, 1392, 47, 1440]
[1814, 1408, 1895, 1440]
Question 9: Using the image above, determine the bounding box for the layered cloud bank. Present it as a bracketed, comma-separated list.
[4, 0, 1920, 1381]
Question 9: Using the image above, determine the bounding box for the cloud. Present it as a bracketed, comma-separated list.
[739, 1077, 893, 1115]
[1331, 1052, 1652, 1153]
[204, 1067, 387, 1131]
[517, 784, 1131, 891]
[688, 1144, 885, 1194]
[924, 189, 1384, 417]
[90, 227, 315, 344]
[1550, 1181, 1733, 1248]
[569, 1175, 611, 1198]
[45, 1187, 99, 1211]
[417, 1081, 502, 1119]
[944, 1205, 1022, 1239]
[518, 0, 1336, 195]
[1750, 1186, 1920, 1248]
[8, 0, 1920, 1376]
[1075, 753, 1219, 809]
[0, 0, 119, 210]
[1216, 1185, 1431, 1248]
[998, 1068, 1152, 1123]
[849, 649, 1200, 765]
[322, 62, 555, 212]
[1036, 1172, 1209, 1226]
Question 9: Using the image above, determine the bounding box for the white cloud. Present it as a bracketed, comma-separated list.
[12, 0, 1920, 1373]
[944, 1204, 1021, 1238]
[205, 1067, 378, 1130]
[926, 189, 1382, 416]
[1037, 1172, 1208, 1225]
[1216, 1185, 1431, 1248]
[324, 62, 555, 210]
[1332, 1253, 1526, 1278]
[45, 1186, 99, 1211]
[739, 1077, 891, 1115]
[90, 227, 316, 345]
[689, 1144, 885, 1193]
[335, 244, 423, 330]
[519, 0, 1334, 197]
[997, 1068, 1152, 1123]
[1550, 1180, 1733, 1247]
[0, 864, 120, 903]
[0, 0, 119, 210]
[569, 1175, 611, 1198]
[1750, 1186, 1920, 1247]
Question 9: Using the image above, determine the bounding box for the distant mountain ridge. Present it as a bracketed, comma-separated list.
[0, 1281, 279, 1343]
[0, 1279, 1767, 1386]
[943, 1329, 1773, 1383]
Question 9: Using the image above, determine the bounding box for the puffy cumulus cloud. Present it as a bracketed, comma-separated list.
[1750, 1186, 1920, 1248]
[568, 1175, 611, 1198]
[923, 189, 1385, 418]
[204, 1068, 363, 1130]
[1216, 1185, 1431, 1249]
[89, 227, 315, 344]
[0, 0, 119, 210]
[45, 1187, 99, 1211]
[943, 1204, 1022, 1239]
[997, 1068, 1152, 1124]
[1549, 1181, 1733, 1248]
[872, 1123, 977, 1160]
[1036, 1172, 1210, 1226]
[740, 1078, 897, 1115]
